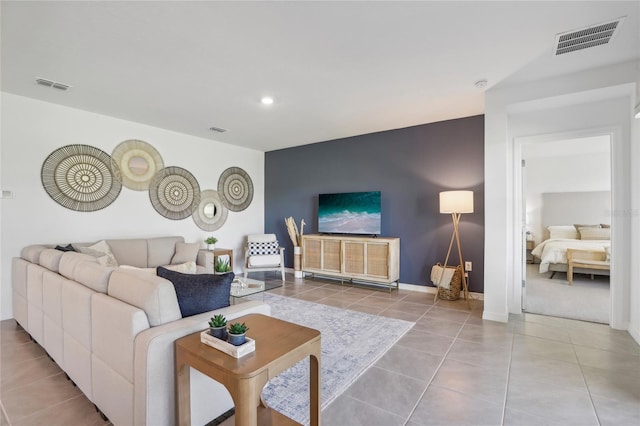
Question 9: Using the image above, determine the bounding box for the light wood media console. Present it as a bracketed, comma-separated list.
[301, 234, 400, 292]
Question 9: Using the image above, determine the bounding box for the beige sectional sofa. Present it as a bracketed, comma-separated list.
[11, 236, 270, 426]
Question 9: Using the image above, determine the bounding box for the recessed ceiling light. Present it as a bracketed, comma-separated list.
[474, 79, 488, 89]
[261, 96, 274, 105]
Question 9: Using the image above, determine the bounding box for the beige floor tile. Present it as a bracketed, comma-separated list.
[374, 344, 443, 382]
[346, 366, 427, 418]
[409, 384, 504, 426]
[590, 392, 640, 426]
[573, 344, 640, 376]
[432, 358, 509, 404]
[322, 395, 405, 426]
[511, 334, 578, 364]
[1, 352, 63, 391]
[505, 376, 599, 425]
[378, 308, 424, 322]
[347, 303, 385, 315]
[412, 317, 462, 338]
[422, 306, 470, 324]
[395, 329, 455, 357]
[2, 372, 82, 421]
[11, 394, 108, 426]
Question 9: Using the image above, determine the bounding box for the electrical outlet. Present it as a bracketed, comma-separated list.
[465, 261, 472, 271]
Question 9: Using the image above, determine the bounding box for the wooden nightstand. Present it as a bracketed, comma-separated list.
[526, 240, 535, 264]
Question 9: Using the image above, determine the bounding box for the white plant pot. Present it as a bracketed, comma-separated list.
[207, 244, 215, 251]
[294, 246, 303, 278]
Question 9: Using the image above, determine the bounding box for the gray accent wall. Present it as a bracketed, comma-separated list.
[265, 115, 485, 292]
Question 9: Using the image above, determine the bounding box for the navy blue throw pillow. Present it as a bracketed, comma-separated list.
[157, 267, 233, 318]
[55, 244, 76, 252]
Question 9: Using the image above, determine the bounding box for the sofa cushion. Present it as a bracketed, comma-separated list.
[107, 239, 148, 268]
[147, 237, 184, 268]
[39, 249, 65, 272]
[119, 261, 197, 275]
[75, 262, 115, 293]
[21, 245, 49, 263]
[248, 254, 282, 267]
[107, 269, 182, 326]
[156, 267, 233, 317]
[171, 242, 200, 265]
[77, 240, 119, 267]
[59, 252, 99, 280]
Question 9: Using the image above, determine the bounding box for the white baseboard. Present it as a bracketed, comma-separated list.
[482, 310, 509, 323]
[628, 322, 640, 346]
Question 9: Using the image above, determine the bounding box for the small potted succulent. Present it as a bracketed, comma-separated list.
[204, 236, 218, 251]
[215, 257, 232, 274]
[227, 322, 249, 346]
[208, 314, 227, 340]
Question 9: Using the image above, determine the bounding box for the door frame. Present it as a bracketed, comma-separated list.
[512, 126, 623, 328]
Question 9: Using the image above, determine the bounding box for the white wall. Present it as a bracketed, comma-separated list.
[483, 60, 638, 337]
[523, 140, 610, 245]
[0, 93, 265, 320]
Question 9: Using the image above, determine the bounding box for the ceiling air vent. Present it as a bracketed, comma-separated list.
[36, 77, 71, 91]
[553, 16, 625, 56]
[209, 126, 228, 133]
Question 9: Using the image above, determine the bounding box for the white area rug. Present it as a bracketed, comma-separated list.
[525, 265, 609, 324]
[258, 293, 414, 425]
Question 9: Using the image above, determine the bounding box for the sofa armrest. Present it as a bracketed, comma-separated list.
[133, 301, 271, 426]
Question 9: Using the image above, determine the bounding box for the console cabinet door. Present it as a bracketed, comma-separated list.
[366, 242, 390, 279]
[343, 242, 365, 275]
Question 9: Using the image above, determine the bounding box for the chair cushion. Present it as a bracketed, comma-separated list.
[248, 241, 279, 256]
[248, 254, 281, 267]
[156, 267, 233, 318]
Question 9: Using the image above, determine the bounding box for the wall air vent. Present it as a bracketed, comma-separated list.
[36, 77, 71, 91]
[553, 16, 625, 56]
[209, 126, 228, 133]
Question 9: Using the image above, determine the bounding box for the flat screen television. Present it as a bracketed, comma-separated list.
[318, 191, 381, 235]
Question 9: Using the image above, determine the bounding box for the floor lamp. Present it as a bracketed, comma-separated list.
[436, 190, 473, 308]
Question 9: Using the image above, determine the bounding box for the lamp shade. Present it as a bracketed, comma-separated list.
[439, 190, 474, 214]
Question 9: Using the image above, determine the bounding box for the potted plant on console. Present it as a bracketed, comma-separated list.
[205, 236, 218, 251]
[215, 257, 232, 274]
[208, 314, 227, 340]
[227, 322, 249, 346]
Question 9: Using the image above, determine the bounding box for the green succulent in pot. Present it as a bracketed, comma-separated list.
[208, 314, 227, 340]
[227, 322, 249, 346]
[215, 257, 232, 273]
[209, 314, 227, 328]
[205, 236, 218, 245]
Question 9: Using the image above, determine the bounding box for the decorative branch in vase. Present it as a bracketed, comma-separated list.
[285, 217, 305, 278]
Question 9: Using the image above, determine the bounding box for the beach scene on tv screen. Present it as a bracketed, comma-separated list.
[318, 191, 381, 234]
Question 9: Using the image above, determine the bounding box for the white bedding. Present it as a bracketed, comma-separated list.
[531, 238, 610, 273]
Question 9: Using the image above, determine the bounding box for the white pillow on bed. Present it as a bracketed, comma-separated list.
[547, 225, 579, 240]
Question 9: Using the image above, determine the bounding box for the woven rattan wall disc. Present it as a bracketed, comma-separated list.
[41, 144, 122, 212]
[149, 166, 200, 220]
[111, 139, 164, 191]
[218, 167, 253, 212]
[192, 190, 228, 231]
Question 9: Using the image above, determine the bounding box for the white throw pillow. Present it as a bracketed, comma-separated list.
[77, 240, 118, 267]
[171, 242, 200, 264]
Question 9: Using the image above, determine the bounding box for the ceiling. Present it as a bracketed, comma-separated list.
[2, 1, 638, 152]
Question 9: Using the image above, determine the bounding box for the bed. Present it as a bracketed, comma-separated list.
[531, 225, 610, 278]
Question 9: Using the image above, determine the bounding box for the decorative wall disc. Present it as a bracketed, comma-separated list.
[218, 167, 253, 212]
[41, 144, 122, 212]
[149, 166, 200, 220]
[111, 139, 164, 191]
[192, 190, 228, 231]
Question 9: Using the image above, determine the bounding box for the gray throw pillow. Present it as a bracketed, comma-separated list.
[156, 267, 233, 317]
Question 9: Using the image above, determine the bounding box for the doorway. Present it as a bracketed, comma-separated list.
[521, 135, 611, 324]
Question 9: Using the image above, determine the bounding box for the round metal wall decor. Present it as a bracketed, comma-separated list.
[149, 166, 201, 220]
[111, 139, 164, 191]
[41, 144, 122, 212]
[218, 167, 253, 212]
[192, 190, 228, 231]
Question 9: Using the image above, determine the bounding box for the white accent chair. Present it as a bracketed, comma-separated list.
[244, 234, 285, 281]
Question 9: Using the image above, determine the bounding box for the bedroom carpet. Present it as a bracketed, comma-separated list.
[525, 264, 609, 324]
[253, 293, 414, 425]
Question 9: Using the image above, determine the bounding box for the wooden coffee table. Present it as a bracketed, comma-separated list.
[175, 313, 321, 426]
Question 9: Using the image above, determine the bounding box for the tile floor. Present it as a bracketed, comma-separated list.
[1, 273, 638, 425]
